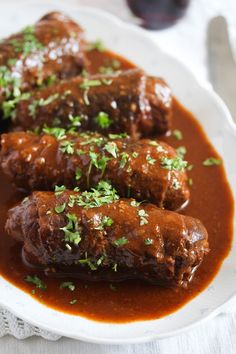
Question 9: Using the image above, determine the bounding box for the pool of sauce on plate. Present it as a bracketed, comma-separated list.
[0, 49, 234, 323]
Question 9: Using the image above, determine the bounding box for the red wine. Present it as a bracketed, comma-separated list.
[127, 0, 190, 30]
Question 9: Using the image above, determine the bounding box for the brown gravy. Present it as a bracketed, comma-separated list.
[0, 49, 234, 323]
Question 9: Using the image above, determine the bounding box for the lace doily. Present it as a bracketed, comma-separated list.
[0, 307, 60, 340]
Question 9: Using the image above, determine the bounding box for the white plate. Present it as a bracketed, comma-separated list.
[0, 0, 236, 345]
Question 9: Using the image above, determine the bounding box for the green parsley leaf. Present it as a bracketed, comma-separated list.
[203, 157, 222, 166]
[60, 140, 75, 155]
[55, 203, 66, 214]
[149, 141, 159, 146]
[75, 167, 82, 181]
[86, 40, 106, 52]
[25, 275, 46, 290]
[161, 156, 188, 171]
[144, 238, 153, 245]
[108, 133, 129, 139]
[60, 281, 75, 291]
[69, 299, 77, 305]
[176, 146, 187, 158]
[104, 142, 118, 158]
[130, 200, 141, 207]
[29, 93, 59, 118]
[146, 155, 156, 165]
[119, 152, 129, 168]
[68, 114, 82, 131]
[60, 213, 81, 246]
[113, 237, 128, 246]
[80, 79, 101, 105]
[95, 112, 112, 129]
[132, 151, 139, 158]
[76, 181, 119, 209]
[55, 185, 66, 196]
[95, 215, 114, 230]
[172, 129, 183, 140]
[43, 126, 66, 140]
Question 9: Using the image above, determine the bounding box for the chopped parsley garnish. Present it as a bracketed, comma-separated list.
[95, 215, 113, 230]
[86, 39, 105, 52]
[76, 181, 119, 209]
[187, 164, 194, 171]
[101, 216, 113, 227]
[25, 275, 46, 290]
[132, 152, 139, 158]
[45, 74, 57, 86]
[99, 66, 114, 75]
[104, 142, 118, 158]
[113, 237, 128, 246]
[108, 133, 129, 139]
[60, 213, 81, 246]
[60, 140, 75, 155]
[43, 126, 66, 140]
[10, 25, 43, 57]
[60, 281, 75, 291]
[80, 79, 101, 105]
[29, 93, 59, 118]
[188, 178, 193, 186]
[203, 157, 222, 166]
[161, 156, 187, 171]
[156, 145, 165, 153]
[75, 167, 82, 181]
[102, 79, 113, 85]
[172, 129, 183, 140]
[0, 65, 21, 99]
[130, 200, 141, 207]
[149, 141, 159, 147]
[119, 152, 129, 168]
[138, 209, 149, 226]
[68, 114, 82, 131]
[89, 151, 110, 171]
[69, 299, 77, 305]
[2, 92, 30, 119]
[55, 185, 66, 196]
[111, 59, 121, 69]
[144, 238, 153, 245]
[55, 203, 66, 214]
[95, 112, 112, 129]
[78, 255, 98, 271]
[146, 155, 156, 165]
[176, 146, 187, 158]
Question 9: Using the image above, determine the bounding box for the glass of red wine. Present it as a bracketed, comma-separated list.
[126, 0, 191, 30]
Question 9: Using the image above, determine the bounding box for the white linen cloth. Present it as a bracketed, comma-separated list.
[0, 0, 236, 352]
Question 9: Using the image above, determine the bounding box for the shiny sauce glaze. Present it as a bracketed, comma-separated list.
[0, 49, 234, 323]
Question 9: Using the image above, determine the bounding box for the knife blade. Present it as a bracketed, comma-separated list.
[207, 16, 236, 122]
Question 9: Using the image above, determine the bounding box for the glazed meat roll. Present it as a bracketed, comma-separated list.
[0, 12, 85, 106]
[9, 69, 172, 137]
[0, 131, 189, 210]
[5, 186, 209, 287]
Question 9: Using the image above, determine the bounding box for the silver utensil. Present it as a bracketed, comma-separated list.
[207, 16, 236, 122]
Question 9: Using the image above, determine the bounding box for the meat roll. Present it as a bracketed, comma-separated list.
[0, 12, 85, 107]
[5, 186, 209, 287]
[10, 69, 172, 137]
[0, 131, 189, 210]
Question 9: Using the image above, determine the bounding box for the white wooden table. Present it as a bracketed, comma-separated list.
[1, 0, 236, 353]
